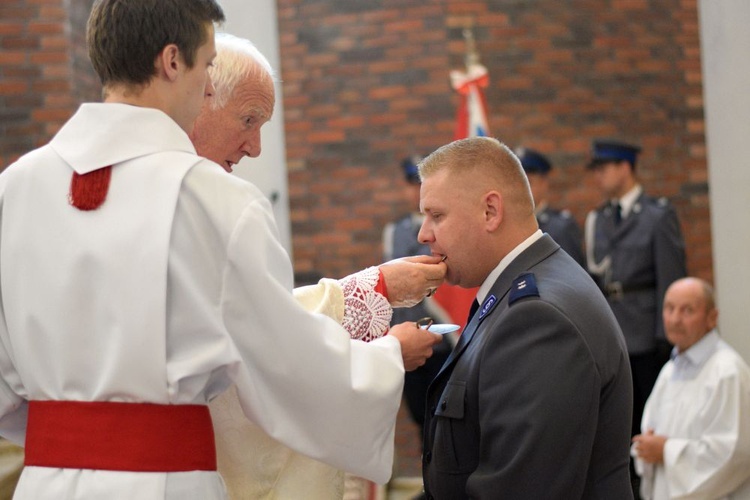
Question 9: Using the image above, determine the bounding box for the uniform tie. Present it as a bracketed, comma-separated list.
[612, 201, 622, 225]
[466, 299, 479, 326]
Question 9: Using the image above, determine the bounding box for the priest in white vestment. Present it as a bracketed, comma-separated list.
[195, 33, 447, 499]
[632, 278, 750, 499]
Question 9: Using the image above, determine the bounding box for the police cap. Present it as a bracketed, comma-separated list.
[515, 147, 551, 175]
[401, 155, 422, 184]
[587, 140, 641, 169]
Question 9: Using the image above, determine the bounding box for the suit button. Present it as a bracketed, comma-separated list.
[423, 450, 432, 464]
[440, 400, 447, 410]
[430, 405, 436, 414]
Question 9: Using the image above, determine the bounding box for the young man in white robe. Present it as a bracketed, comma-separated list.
[0, 1, 443, 498]
[632, 277, 750, 499]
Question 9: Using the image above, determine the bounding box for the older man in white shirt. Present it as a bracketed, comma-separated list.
[633, 277, 750, 499]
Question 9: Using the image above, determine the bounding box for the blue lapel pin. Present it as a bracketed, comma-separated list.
[479, 294, 498, 320]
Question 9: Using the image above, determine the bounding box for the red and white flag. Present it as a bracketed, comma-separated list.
[431, 62, 492, 330]
[450, 63, 491, 140]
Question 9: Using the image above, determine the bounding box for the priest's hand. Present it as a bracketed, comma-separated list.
[379, 255, 446, 308]
[388, 322, 442, 371]
[632, 429, 667, 464]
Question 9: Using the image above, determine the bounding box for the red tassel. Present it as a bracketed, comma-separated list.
[69, 166, 112, 211]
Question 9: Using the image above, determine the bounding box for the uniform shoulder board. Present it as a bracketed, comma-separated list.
[509, 272, 539, 305]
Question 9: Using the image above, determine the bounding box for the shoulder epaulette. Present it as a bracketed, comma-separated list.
[509, 272, 539, 305]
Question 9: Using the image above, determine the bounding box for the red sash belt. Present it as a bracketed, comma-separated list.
[25, 400, 216, 472]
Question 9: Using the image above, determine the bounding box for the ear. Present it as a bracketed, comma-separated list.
[484, 191, 503, 231]
[706, 307, 718, 331]
[155, 44, 182, 82]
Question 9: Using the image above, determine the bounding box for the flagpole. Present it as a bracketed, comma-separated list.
[437, 25, 488, 331]
[463, 27, 479, 70]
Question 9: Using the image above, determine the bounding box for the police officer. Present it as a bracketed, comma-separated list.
[382, 156, 453, 445]
[516, 147, 585, 267]
[585, 139, 687, 440]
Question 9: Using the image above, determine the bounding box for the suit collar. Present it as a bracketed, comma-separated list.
[436, 234, 560, 378]
[614, 184, 642, 219]
[476, 230, 543, 305]
[600, 188, 646, 241]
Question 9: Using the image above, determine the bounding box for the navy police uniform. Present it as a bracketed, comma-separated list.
[516, 147, 586, 267]
[422, 234, 633, 499]
[585, 140, 687, 437]
[537, 207, 585, 267]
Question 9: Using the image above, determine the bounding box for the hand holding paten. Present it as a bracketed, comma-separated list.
[388, 321, 442, 371]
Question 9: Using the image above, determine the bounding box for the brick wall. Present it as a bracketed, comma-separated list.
[278, 0, 709, 282]
[277, 0, 708, 476]
[0, 0, 96, 169]
[1, 0, 710, 482]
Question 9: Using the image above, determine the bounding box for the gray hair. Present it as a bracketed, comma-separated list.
[210, 32, 277, 109]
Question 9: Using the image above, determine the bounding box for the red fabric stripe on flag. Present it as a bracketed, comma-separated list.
[24, 400, 217, 472]
[446, 70, 490, 328]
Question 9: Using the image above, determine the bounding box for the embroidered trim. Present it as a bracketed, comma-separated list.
[338, 267, 392, 342]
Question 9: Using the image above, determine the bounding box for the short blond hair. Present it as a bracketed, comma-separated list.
[418, 137, 535, 218]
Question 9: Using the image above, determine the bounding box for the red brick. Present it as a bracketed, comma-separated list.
[327, 116, 365, 129]
[0, 81, 28, 95]
[30, 51, 68, 64]
[31, 108, 71, 122]
[39, 5, 66, 19]
[28, 22, 63, 34]
[40, 35, 68, 49]
[0, 51, 26, 64]
[368, 86, 407, 100]
[0, 23, 24, 35]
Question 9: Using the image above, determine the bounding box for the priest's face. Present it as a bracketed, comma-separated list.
[191, 66, 275, 172]
[662, 278, 718, 353]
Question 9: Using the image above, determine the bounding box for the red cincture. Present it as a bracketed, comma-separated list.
[24, 401, 217, 472]
[69, 166, 112, 211]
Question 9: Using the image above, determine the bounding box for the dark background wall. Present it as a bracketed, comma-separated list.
[1, 0, 709, 480]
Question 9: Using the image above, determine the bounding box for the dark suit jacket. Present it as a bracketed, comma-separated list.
[537, 206, 585, 268]
[422, 234, 633, 499]
[588, 192, 686, 354]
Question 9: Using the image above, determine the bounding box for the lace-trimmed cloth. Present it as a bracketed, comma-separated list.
[211, 267, 394, 500]
[338, 266, 393, 342]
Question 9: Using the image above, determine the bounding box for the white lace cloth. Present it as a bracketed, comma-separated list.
[338, 266, 392, 343]
[210, 267, 393, 499]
